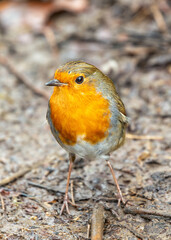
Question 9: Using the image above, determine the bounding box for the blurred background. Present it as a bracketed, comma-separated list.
[0, 0, 171, 239]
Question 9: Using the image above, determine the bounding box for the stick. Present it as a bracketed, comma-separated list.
[150, 2, 167, 32]
[0, 56, 49, 100]
[0, 167, 31, 186]
[19, 192, 51, 211]
[0, 193, 5, 211]
[93, 197, 117, 202]
[0, 155, 56, 186]
[91, 203, 105, 240]
[124, 206, 171, 218]
[28, 197, 51, 211]
[87, 224, 90, 239]
[27, 181, 63, 194]
[126, 133, 163, 140]
[113, 224, 144, 240]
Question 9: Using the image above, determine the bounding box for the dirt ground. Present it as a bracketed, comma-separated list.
[0, 0, 171, 239]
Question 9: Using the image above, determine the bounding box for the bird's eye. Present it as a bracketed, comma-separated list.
[75, 76, 84, 84]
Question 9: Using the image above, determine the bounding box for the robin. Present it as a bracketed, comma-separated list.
[46, 61, 128, 215]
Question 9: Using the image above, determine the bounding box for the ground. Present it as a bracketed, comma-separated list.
[0, 0, 171, 239]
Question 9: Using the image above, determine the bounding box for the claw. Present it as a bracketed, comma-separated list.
[60, 194, 78, 215]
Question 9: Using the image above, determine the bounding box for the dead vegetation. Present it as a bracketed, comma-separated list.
[0, 0, 171, 239]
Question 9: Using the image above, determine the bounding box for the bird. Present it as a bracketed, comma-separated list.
[45, 61, 128, 215]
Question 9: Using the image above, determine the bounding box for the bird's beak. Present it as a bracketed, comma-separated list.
[45, 79, 67, 86]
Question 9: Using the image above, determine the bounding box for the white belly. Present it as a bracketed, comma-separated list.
[62, 125, 125, 161]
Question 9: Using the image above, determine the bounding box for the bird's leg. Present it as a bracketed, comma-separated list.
[60, 153, 75, 215]
[106, 160, 125, 206]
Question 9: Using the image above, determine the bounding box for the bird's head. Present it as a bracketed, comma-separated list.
[45, 61, 107, 91]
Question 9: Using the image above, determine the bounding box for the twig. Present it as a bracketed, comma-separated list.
[150, 2, 167, 32]
[28, 181, 79, 209]
[0, 167, 31, 186]
[94, 197, 117, 202]
[0, 193, 5, 211]
[28, 197, 50, 211]
[0, 56, 49, 100]
[113, 223, 145, 240]
[19, 192, 51, 211]
[91, 203, 105, 240]
[103, 202, 120, 220]
[126, 133, 163, 140]
[27, 181, 63, 194]
[87, 224, 90, 239]
[0, 155, 56, 186]
[70, 180, 75, 205]
[124, 206, 171, 218]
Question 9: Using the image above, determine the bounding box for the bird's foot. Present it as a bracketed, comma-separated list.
[60, 194, 77, 215]
[60, 194, 70, 215]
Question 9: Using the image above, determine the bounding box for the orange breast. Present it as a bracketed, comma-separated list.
[49, 84, 111, 145]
